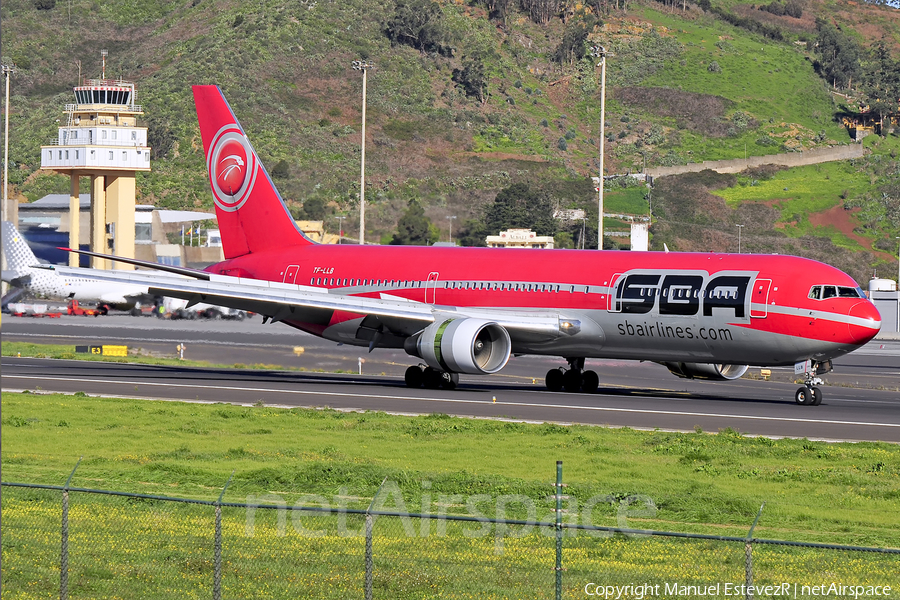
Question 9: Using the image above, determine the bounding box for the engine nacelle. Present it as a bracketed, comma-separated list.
[663, 362, 749, 381]
[406, 318, 511, 375]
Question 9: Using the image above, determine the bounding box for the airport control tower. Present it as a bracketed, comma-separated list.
[40, 51, 151, 269]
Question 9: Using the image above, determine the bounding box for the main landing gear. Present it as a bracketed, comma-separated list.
[405, 364, 459, 390]
[794, 360, 830, 406]
[545, 358, 599, 393]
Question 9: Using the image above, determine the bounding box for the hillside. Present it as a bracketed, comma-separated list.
[2, 0, 900, 282]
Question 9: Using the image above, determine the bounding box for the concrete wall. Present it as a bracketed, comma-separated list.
[646, 144, 865, 178]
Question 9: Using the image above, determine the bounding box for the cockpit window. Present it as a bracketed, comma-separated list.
[808, 285, 864, 300]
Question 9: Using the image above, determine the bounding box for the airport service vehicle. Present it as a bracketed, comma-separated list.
[67, 299, 102, 317]
[1, 221, 151, 313]
[57, 85, 881, 405]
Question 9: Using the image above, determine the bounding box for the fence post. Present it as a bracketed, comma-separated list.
[365, 477, 388, 600]
[745, 503, 766, 600]
[60, 457, 82, 600]
[214, 471, 235, 600]
[555, 460, 563, 600]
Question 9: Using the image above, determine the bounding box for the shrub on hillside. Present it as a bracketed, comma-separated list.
[614, 87, 735, 137]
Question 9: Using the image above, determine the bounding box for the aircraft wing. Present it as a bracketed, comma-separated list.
[50, 265, 564, 341]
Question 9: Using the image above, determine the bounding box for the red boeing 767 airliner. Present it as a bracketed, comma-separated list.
[60, 85, 882, 405]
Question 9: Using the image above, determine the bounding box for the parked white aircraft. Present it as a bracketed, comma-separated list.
[1, 221, 151, 313]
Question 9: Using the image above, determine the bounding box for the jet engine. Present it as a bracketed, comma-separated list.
[662, 362, 749, 381]
[406, 318, 511, 375]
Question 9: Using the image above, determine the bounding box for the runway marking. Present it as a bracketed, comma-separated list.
[5, 374, 900, 430]
[5, 332, 291, 349]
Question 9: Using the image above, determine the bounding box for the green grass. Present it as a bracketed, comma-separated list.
[0, 340, 345, 373]
[710, 162, 871, 247]
[641, 8, 839, 130]
[2, 391, 899, 547]
[604, 187, 649, 215]
[3, 385, 899, 597]
[4, 485, 897, 599]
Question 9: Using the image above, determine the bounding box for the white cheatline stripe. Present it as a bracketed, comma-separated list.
[4, 374, 899, 429]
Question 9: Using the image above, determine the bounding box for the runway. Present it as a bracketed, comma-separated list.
[3, 314, 899, 442]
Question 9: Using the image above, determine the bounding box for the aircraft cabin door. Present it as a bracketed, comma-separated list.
[606, 273, 624, 312]
[426, 272, 439, 304]
[283, 264, 300, 284]
[750, 278, 772, 318]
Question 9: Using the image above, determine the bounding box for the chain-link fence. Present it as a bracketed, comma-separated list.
[3, 481, 899, 599]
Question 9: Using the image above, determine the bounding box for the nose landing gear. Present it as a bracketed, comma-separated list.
[546, 358, 599, 393]
[794, 360, 830, 406]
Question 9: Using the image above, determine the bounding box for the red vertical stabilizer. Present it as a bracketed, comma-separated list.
[192, 85, 313, 259]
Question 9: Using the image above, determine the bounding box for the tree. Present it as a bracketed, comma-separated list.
[147, 116, 176, 160]
[552, 18, 596, 65]
[483, 183, 557, 237]
[813, 19, 862, 89]
[860, 43, 900, 135]
[384, 0, 451, 55]
[519, 0, 562, 25]
[301, 197, 328, 221]
[271, 160, 290, 179]
[452, 55, 487, 104]
[391, 199, 436, 245]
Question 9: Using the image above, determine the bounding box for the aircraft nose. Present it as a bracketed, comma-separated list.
[848, 300, 881, 344]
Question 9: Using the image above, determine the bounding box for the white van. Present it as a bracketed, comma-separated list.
[204, 229, 222, 247]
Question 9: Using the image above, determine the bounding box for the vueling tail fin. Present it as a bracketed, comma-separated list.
[192, 85, 314, 259]
[1, 221, 41, 276]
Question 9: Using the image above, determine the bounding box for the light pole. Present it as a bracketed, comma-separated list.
[2, 63, 15, 225]
[335, 216, 345, 245]
[590, 46, 609, 250]
[1, 63, 14, 298]
[352, 60, 374, 245]
[446, 215, 457, 244]
[736, 224, 744, 254]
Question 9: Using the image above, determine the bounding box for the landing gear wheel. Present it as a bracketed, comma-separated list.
[441, 372, 459, 390]
[423, 367, 444, 389]
[546, 368, 564, 392]
[794, 386, 814, 405]
[404, 365, 425, 388]
[810, 386, 823, 406]
[581, 370, 599, 393]
[563, 369, 583, 393]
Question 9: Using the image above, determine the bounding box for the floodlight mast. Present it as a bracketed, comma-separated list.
[590, 46, 609, 250]
[736, 224, 745, 254]
[2, 63, 16, 225]
[352, 60, 374, 245]
[446, 215, 457, 244]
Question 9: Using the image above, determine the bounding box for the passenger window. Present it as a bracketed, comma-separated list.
[822, 286, 837, 299]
